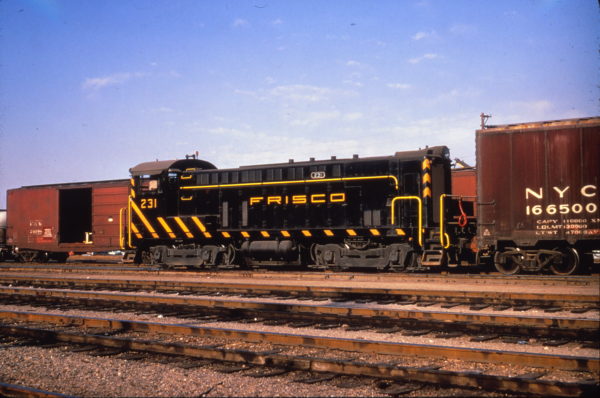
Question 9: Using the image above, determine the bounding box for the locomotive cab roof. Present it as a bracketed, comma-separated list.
[129, 158, 217, 176]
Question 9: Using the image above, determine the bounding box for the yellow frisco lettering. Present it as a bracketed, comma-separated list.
[292, 195, 307, 204]
[330, 193, 346, 202]
[310, 194, 326, 203]
[249, 193, 346, 205]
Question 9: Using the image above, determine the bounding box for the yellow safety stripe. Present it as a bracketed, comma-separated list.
[191, 216, 206, 232]
[180, 175, 399, 191]
[130, 199, 159, 239]
[281, 231, 291, 237]
[157, 217, 176, 239]
[241, 231, 250, 238]
[221, 231, 231, 238]
[174, 217, 194, 239]
[191, 216, 212, 238]
[369, 228, 380, 236]
[261, 231, 270, 238]
[346, 229, 357, 236]
[130, 223, 143, 239]
[301, 230, 312, 237]
[324, 230, 334, 237]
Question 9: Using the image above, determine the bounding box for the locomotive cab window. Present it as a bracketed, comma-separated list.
[140, 178, 158, 192]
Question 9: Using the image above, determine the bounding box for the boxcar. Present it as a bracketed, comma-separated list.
[6, 180, 129, 262]
[476, 117, 600, 274]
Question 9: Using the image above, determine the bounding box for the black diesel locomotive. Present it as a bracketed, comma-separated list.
[127, 146, 476, 271]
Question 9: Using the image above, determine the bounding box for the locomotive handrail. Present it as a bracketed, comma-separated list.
[439, 194, 477, 249]
[390, 196, 422, 247]
[119, 207, 126, 250]
[179, 174, 400, 191]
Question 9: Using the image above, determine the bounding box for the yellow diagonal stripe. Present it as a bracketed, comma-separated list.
[174, 217, 194, 238]
[423, 187, 432, 198]
[191, 216, 207, 232]
[157, 217, 176, 238]
[130, 199, 159, 238]
[422, 173, 431, 184]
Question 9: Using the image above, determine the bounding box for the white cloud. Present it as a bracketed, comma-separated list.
[81, 72, 146, 91]
[412, 30, 437, 41]
[272, 18, 283, 25]
[346, 60, 362, 67]
[343, 79, 363, 87]
[232, 18, 249, 27]
[270, 84, 341, 103]
[387, 83, 411, 90]
[408, 53, 439, 64]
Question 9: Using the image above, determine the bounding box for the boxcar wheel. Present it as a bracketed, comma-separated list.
[549, 247, 579, 276]
[494, 250, 521, 275]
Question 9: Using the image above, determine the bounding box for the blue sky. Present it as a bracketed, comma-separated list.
[1, 0, 598, 207]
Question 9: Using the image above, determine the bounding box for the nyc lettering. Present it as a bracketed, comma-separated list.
[525, 185, 598, 216]
[250, 193, 346, 206]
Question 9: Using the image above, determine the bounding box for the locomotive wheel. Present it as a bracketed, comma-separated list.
[549, 247, 579, 276]
[140, 250, 153, 265]
[221, 244, 237, 266]
[494, 250, 522, 275]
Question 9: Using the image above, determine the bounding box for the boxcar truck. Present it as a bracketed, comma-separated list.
[6, 180, 130, 262]
[476, 117, 600, 275]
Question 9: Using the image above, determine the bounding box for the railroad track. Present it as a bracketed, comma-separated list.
[1, 285, 598, 342]
[0, 310, 597, 397]
[1, 263, 597, 286]
[1, 274, 598, 311]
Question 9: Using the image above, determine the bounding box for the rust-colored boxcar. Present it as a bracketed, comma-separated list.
[451, 167, 477, 199]
[476, 117, 599, 274]
[6, 180, 129, 261]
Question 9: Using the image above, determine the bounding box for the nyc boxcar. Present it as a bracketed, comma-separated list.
[6, 180, 129, 261]
[476, 117, 600, 274]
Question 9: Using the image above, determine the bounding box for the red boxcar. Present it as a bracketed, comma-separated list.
[6, 180, 129, 262]
[476, 117, 600, 274]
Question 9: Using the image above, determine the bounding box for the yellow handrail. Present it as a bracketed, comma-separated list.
[390, 196, 423, 247]
[439, 194, 451, 249]
[119, 207, 126, 249]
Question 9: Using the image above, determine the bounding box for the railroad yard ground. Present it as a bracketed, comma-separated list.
[0, 263, 598, 397]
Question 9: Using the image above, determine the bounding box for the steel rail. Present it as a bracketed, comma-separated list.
[0, 382, 74, 398]
[0, 321, 596, 397]
[0, 310, 597, 372]
[1, 275, 597, 308]
[0, 286, 597, 333]
[0, 266, 597, 286]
